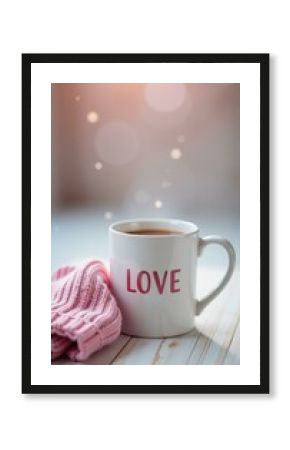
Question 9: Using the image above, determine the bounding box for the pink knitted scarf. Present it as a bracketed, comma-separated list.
[51, 260, 122, 361]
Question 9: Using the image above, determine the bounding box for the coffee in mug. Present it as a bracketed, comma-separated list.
[126, 228, 183, 236]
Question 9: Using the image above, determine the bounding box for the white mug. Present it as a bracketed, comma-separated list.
[109, 219, 236, 338]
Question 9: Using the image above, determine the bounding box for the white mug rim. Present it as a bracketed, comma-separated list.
[109, 218, 199, 238]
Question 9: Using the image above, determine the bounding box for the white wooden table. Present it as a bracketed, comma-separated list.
[52, 209, 240, 365]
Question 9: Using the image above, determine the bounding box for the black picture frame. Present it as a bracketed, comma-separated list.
[22, 53, 269, 394]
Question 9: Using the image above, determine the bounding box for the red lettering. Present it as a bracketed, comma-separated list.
[127, 268, 181, 295]
[170, 269, 181, 293]
[126, 269, 137, 293]
[137, 271, 151, 294]
[153, 270, 168, 294]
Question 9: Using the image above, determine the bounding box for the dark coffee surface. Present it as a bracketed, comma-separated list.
[126, 229, 183, 236]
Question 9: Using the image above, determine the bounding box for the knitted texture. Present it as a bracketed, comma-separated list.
[51, 260, 122, 361]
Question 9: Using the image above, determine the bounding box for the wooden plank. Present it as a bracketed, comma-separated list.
[86, 335, 131, 365]
[188, 270, 239, 365]
[196, 314, 239, 365]
[194, 301, 239, 365]
[152, 329, 200, 365]
[223, 323, 240, 365]
[52, 334, 131, 365]
[112, 337, 163, 365]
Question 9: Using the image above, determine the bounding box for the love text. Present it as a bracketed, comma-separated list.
[126, 269, 181, 294]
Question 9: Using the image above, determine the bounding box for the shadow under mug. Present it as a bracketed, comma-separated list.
[109, 219, 236, 338]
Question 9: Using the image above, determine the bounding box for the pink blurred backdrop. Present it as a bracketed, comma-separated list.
[51, 83, 239, 220]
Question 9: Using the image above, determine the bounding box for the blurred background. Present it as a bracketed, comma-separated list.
[51, 83, 240, 271]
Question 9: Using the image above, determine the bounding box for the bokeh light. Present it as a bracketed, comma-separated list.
[170, 148, 182, 160]
[94, 161, 103, 170]
[87, 111, 99, 123]
[96, 121, 139, 165]
[154, 200, 163, 209]
[104, 211, 113, 220]
[75, 95, 81, 102]
[145, 84, 187, 112]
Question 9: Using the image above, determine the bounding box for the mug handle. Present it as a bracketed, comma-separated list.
[195, 235, 236, 315]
